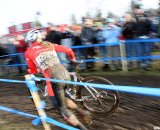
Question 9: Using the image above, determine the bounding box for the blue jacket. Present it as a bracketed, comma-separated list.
[102, 25, 121, 46]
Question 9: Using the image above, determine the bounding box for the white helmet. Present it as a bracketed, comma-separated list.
[25, 29, 42, 43]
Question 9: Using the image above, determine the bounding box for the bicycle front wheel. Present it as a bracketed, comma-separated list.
[80, 76, 120, 115]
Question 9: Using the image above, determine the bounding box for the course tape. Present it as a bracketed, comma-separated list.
[71, 42, 120, 49]
[71, 38, 160, 49]
[0, 106, 79, 130]
[25, 79, 39, 92]
[0, 78, 25, 83]
[1, 54, 160, 67]
[0, 64, 27, 66]
[0, 38, 160, 59]
[83, 55, 160, 63]
[0, 53, 23, 58]
[1, 70, 160, 98]
[0, 78, 79, 129]
[125, 38, 160, 43]
[0, 106, 37, 118]
[0, 78, 39, 92]
[35, 77, 160, 97]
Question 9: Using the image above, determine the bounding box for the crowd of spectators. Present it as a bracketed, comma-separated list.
[0, 7, 160, 74]
[0, 34, 27, 74]
[44, 7, 159, 71]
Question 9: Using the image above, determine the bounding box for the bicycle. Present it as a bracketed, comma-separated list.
[36, 61, 120, 116]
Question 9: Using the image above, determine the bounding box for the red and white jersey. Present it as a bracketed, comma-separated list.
[25, 42, 75, 74]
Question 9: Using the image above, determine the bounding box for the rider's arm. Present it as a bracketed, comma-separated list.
[25, 52, 39, 74]
[53, 44, 76, 61]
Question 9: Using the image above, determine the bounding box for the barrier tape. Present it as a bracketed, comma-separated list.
[35, 77, 160, 97]
[125, 38, 160, 43]
[0, 106, 79, 130]
[25, 79, 39, 92]
[0, 106, 38, 118]
[0, 53, 23, 58]
[71, 42, 120, 49]
[0, 78, 79, 130]
[71, 38, 160, 49]
[1, 77, 160, 98]
[0, 38, 160, 59]
[0, 78, 25, 83]
[1, 55, 160, 67]
[0, 63, 27, 66]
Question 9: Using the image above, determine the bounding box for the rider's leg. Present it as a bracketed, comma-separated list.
[66, 97, 92, 124]
[51, 82, 89, 130]
[44, 67, 88, 129]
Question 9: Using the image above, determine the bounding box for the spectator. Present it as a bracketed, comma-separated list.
[0, 44, 8, 75]
[72, 30, 86, 70]
[0, 44, 8, 56]
[45, 25, 62, 45]
[102, 18, 122, 70]
[72, 30, 83, 58]
[14, 34, 27, 73]
[4, 38, 22, 74]
[60, 26, 74, 66]
[93, 22, 109, 69]
[61, 26, 73, 47]
[149, 15, 159, 35]
[149, 15, 160, 50]
[81, 19, 96, 70]
[133, 8, 152, 70]
[122, 14, 137, 69]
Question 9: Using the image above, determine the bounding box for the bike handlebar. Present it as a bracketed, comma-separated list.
[69, 60, 84, 66]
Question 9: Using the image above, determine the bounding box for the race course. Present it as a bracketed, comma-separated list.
[0, 72, 160, 130]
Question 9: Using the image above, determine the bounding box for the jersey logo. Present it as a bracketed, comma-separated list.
[32, 46, 41, 49]
[35, 51, 60, 70]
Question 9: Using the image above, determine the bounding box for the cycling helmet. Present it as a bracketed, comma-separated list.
[24, 29, 42, 43]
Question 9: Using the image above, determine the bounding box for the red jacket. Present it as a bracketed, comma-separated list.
[25, 42, 75, 74]
[16, 40, 27, 53]
[25, 42, 76, 96]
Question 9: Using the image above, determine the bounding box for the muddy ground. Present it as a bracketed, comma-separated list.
[0, 72, 160, 130]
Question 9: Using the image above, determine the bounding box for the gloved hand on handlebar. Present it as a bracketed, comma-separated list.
[70, 60, 83, 66]
[70, 60, 77, 66]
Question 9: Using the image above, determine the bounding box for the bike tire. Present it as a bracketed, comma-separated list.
[79, 76, 120, 116]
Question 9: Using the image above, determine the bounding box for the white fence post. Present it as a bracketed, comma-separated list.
[119, 41, 128, 72]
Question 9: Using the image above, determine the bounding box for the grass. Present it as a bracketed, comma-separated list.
[80, 69, 160, 77]
[80, 61, 160, 77]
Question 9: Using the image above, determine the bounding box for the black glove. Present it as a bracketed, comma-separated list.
[70, 60, 78, 66]
[70, 60, 84, 66]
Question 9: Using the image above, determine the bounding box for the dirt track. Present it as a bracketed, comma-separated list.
[0, 74, 160, 130]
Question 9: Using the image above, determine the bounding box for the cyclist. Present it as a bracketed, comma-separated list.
[24, 29, 90, 130]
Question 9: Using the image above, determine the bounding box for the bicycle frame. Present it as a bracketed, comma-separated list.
[37, 72, 107, 102]
[68, 72, 103, 101]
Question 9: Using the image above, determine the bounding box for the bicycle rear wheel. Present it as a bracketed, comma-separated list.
[80, 76, 120, 115]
